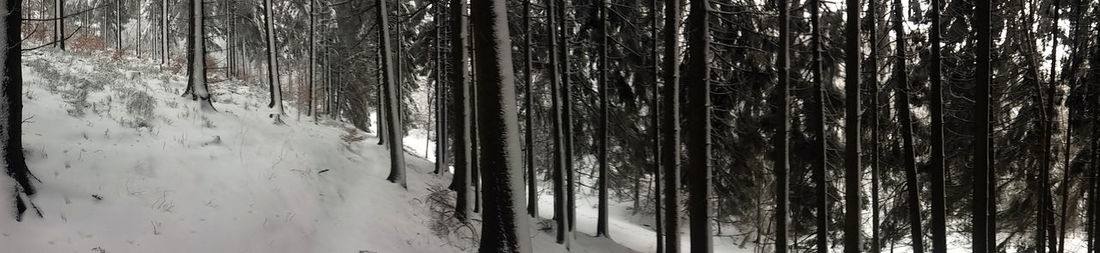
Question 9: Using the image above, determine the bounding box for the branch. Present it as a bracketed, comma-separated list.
[22, 4, 110, 22]
[22, 26, 85, 52]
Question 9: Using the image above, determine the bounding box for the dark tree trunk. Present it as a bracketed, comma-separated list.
[842, 0, 862, 250]
[868, 0, 881, 250]
[2, 0, 37, 220]
[378, 0, 407, 189]
[185, 0, 213, 111]
[810, 0, 828, 250]
[685, 0, 710, 251]
[264, 0, 284, 124]
[55, 0, 65, 50]
[972, 0, 991, 250]
[775, 0, 790, 251]
[596, 0, 610, 238]
[523, 0, 537, 217]
[891, 0, 923, 250]
[661, 0, 681, 249]
[447, 0, 472, 222]
[560, 0, 576, 234]
[469, 0, 533, 250]
[650, 0, 662, 250]
[547, 0, 570, 247]
[434, 0, 447, 175]
[928, 0, 947, 250]
[308, 0, 315, 119]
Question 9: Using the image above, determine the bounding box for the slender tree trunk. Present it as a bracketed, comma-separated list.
[868, 0, 881, 250]
[685, 0, 710, 251]
[661, 0, 681, 250]
[307, 0, 315, 119]
[810, 0, 828, 250]
[434, 0, 447, 174]
[264, 0, 284, 124]
[891, 0, 924, 250]
[595, 0, 610, 238]
[546, 0, 569, 247]
[972, 0, 991, 250]
[650, 0, 662, 250]
[843, 0, 863, 250]
[928, 0, 947, 250]
[2, 0, 37, 220]
[469, 0, 534, 250]
[1047, 2, 1062, 252]
[523, 0, 536, 217]
[775, 0, 791, 251]
[558, 0, 576, 235]
[447, 0, 473, 222]
[116, 0, 121, 50]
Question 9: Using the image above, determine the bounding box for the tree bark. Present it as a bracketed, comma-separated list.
[928, 0, 947, 250]
[469, 0, 534, 249]
[972, 0, 991, 250]
[522, 0, 537, 217]
[378, 0, 407, 189]
[2, 0, 37, 220]
[775, 0, 791, 251]
[661, 0, 681, 250]
[264, 0, 284, 124]
[186, 0, 213, 111]
[685, 0, 710, 251]
[810, 0, 828, 250]
[891, 0, 923, 250]
[447, 0, 473, 222]
[595, 0, 610, 238]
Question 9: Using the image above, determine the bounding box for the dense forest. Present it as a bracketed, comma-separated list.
[2, 0, 1099, 251]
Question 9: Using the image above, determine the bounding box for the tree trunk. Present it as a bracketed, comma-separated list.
[308, 0, 315, 119]
[523, 0, 536, 217]
[469, 0, 534, 250]
[546, 0, 569, 247]
[595, 0, 610, 238]
[447, 0, 473, 222]
[434, 0, 447, 175]
[775, 0, 790, 251]
[55, 0, 64, 50]
[559, 0, 576, 235]
[378, 0, 406, 189]
[891, 0, 923, 250]
[972, 0, 991, 250]
[810, 0, 828, 250]
[868, 0, 881, 250]
[650, 0, 662, 250]
[685, 0, 710, 251]
[186, 0, 213, 111]
[928, 0, 947, 250]
[264, 0, 284, 124]
[661, 0, 681, 250]
[2, 0, 37, 220]
[116, 0, 121, 50]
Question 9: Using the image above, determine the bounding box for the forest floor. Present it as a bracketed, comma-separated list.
[0, 49, 708, 253]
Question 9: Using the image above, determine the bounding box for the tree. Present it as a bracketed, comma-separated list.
[434, 0, 448, 175]
[867, 0, 881, 250]
[469, 0, 534, 250]
[842, 0, 864, 249]
[685, 0, 711, 251]
[810, 0, 828, 250]
[2, 0, 37, 221]
[661, 0, 681, 249]
[928, 0, 948, 250]
[379, 0, 407, 189]
[595, 0, 610, 238]
[547, 0, 570, 246]
[184, 0, 214, 111]
[308, 0, 316, 121]
[972, 0, 991, 250]
[649, 0, 662, 251]
[559, 0, 576, 234]
[161, 0, 168, 66]
[523, 0, 537, 217]
[448, 0, 473, 222]
[263, 0, 285, 124]
[890, 0, 923, 250]
[55, 0, 65, 50]
[775, 0, 791, 251]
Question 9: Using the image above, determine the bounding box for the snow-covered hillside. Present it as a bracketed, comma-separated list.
[0, 49, 676, 253]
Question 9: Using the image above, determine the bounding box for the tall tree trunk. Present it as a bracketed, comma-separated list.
[891, 0, 923, 250]
[661, 0, 681, 250]
[685, 0, 710, 251]
[116, 0, 121, 50]
[1047, 2, 1062, 252]
[546, 0, 570, 247]
[595, 0, 610, 238]
[434, 0, 446, 174]
[559, 0, 576, 235]
[2, 0, 37, 220]
[186, 0, 213, 111]
[522, 0, 537, 217]
[469, 0, 534, 250]
[842, 0, 863, 249]
[972, 0, 991, 250]
[650, 0, 662, 250]
[264, 0, 284, 124]
[810, 0, 828, 250]
[868, 0, 881, 250]
[379, 0, 407, 189]
[447, 0, 473, 222]
[928, 0, 947, 250]
[775, 0, 791, 251]
[308, 0, 315, 119]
